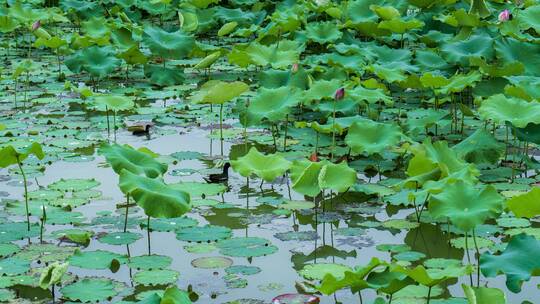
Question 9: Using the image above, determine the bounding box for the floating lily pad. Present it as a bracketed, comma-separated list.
[191, 256, 233, 269]
[176, 225, 232, 243]
[128, 255, 172, 270]
[98, 232, 142, 245]
[68, 250, 127, 269]
[217, 237, 278, 257]
[133, 269, 179, 286]
[299, 263, 352, 281]
[61, 278, 118, 303]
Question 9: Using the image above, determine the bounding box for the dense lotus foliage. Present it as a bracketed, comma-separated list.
[0, 0, 539, 303]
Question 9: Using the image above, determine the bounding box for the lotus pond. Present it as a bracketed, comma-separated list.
[1, 0, 540, 304]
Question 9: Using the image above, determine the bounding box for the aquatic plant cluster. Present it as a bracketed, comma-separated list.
[0, 0, 539, 303]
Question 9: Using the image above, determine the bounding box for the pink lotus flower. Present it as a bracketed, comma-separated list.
[309, 152, 319, 162]
[498, 9, 511, 22]
[334, 87, 345, 101]
[291, 63, 299, 73]
[32, 20, 41, 31]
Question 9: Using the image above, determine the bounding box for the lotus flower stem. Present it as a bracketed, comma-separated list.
[16, 157, 31, 231]
[147, 216, 151, 255]
[113, 111, 117, 143]
[105, 106, 111, 140]
[464, 232, 473, 286]
[40, 201, 46, 243]
[219, 104, 224, 156]
[124, 194, 129, 232]
[427, 286, 432, 304]
[472, 228, 480, 287]
[283, 114, 288, 152]
[358, 291, 363, 304]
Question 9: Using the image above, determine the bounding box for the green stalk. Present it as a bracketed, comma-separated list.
[124, 194, 129, 232]
[147, 216, 151, 255]
[40, 201, 46, 243]
[219, 103, 224, 156]
[472, 228, 481, 287]
[331, 99, 337, 161]
[283, 114, 288, 152]
[465, 232, 473, 286]
[16, 157, 30, 231]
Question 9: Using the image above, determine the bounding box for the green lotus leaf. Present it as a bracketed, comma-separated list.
[191, 256, 233, 269]
[469, 0, 490, 17]
[368, 64, 406, 83]
[118, 45, 148, 65]
[0, 142, 44, 168]
[370, 5, 400, 20]
[429, 180, 503, 232]
[517, 5, 540, 34]
[289, 159, 323, 197]
[217, 237, 278, 257]
[92, 95, 134, 112]
[345, 119, 402, 155]
[453, 129, 504, 165]
[480, 233, 540, 293]
[436, 71, 482, 95]
[302, 79, 342, 102]
[300, 263, 352, 281]
[61, 278, 118, 302]
[304, 21, 343, 44]
[68, 249, 127, 269]
[479, 94, 540, 128]
[231, 147, 291, 182]
[39, 262, 68, 289]
[48, 178, 100, 192]
[317, 161, 356, 193]
[134, 269, 179, 286]
[495, 38, 540, 76]
[377, 18, 423, 34]
[0, 244, 19, 258]
[0, 258, 30, 276]
[506, 187, 540, 219]
[218, 21, 238, 36]
[470, 57, 524, 77]
[98, 231, 142, 245]
[65, 46, 121, 78]
[176, 225, 232, 242]
[99, 144, 167, 178]
[258, 67, 309, 89]
[192, 80, 249, 104]
[143, 26, 195, 59]
[82, 16, 110, 40]
[246, 41, 301, 69]
[462, 284, 506, 304]
[394, 264, 472, 287]
[144, 65, 186, 86]
[194, 51, 221, 70]
[348, 85, 393, 105]
[119, 170, 191, 219]
[441, 35, 494, 66]
[226, 265, 261, 276]
[160, 285, 192, 304]
[128, 255, 172, 270]
[317, 258, 383, 295]
[141, 217, 198, 232]
[245, 87, 301, 124]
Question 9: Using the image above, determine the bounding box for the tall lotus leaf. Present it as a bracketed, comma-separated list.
[437, 71, 482, 95]
[318, 161, 356, 193]
[453, 129, 504, 165]
[218, 22, 238, 37]
[318, 258, 383, 295]
[304, 21, 343, 44]
[144, 65, 185, 86]
[469, 0, 490, 17]
[143, 26, 195, 59]
[377, 18, 424, 34]
[441, 35, 494, 66]
[479, 94, 540, 128]
[245, 87, 301, 124]
[506, 187, 540, 219]
[99, 144, 167, 178]
[302, 79, 342, 103]
[348, 85, 393, 106]
[194, 51, 221, 70]
[246, 41, 300, 69]
[480, 233, 540, 293]
[462, 284, 506, 304]
[192, 80, 249, 104]
[429, 180, 503, 232]
[39, 262, 68, 289]
[119, 170, 191, 218]
[345, 119, 402, 155]
[230, 147, 291, 182]
[394, 264, 472, 287]
[290, 160, 323, 197]
[0, 142, 44, 168]
[82, 17, 110, 40]
[161, 285, 192, 304]
[65, 46, 121, 78]
[370, 5, 400, 20]
[495, 38, 540, 76]
[517, 5, 540, 35]
[92, 95, 134, 112]
[423, 138, 468, 177]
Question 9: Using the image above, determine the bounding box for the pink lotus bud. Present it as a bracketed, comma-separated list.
[498, 9, 511, 22]
[291, 63, 299, 73]
[309, 152, 319, 162]
[32, 20, 41, 31]
[334, 87, 345, 101]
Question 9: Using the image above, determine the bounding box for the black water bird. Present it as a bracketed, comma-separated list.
[204, 162, 231, 183]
